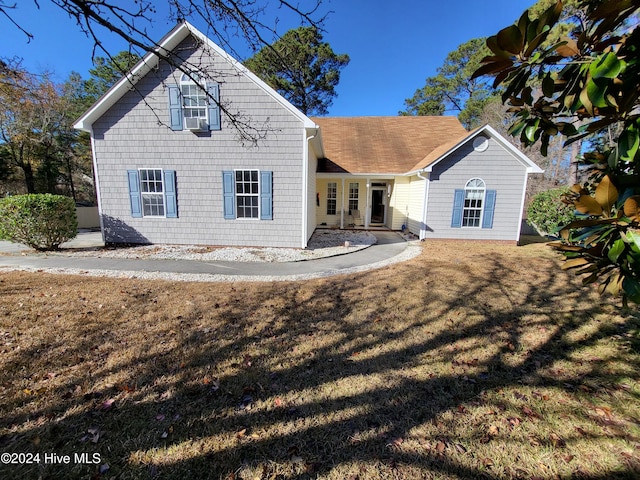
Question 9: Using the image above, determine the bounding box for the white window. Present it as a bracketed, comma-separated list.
[463, 178, 485, 227]
[327, 182, 337, 215]
[348, 182, 359, 212]
[180, 74, 207, 122]
[235, 170, 259, 218]
[139, 169, 165, 217]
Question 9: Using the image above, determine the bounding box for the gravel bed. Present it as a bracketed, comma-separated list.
[56, 229, 377, 262]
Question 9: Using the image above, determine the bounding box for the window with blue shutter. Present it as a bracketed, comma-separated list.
[222, 169, 273, 220]
[451, 189, 464, 228]
[482, 190, 496, 229]
[167, 85, 183, 131]
[207, 82, 221, 131]
[222, 171, 235, 219]
[163, 170, 178, 218]
[127, 170, 142, 218]
[451, 179, 496, 229]
[260, 171, 273, 220]
[127, 169, 177, 218]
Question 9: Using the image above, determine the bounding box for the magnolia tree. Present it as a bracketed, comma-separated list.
[474, 0, 640, 304]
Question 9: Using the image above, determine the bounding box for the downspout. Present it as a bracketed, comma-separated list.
[340, 177, 345, 229]
[516, 169, 532, 245]
[417, 170, 430, 240]
[302, 128, 318, 248]
[89, 128, 106, 244]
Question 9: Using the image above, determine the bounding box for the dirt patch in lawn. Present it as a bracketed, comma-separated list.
[0, 241, 639, 479]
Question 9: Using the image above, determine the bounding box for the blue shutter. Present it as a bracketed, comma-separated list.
[451, 189, 464, 228]
[127, 170, 142, 218]
[207, 82, 221, 131]
[167, 85, 183, 131]
[260, 170, 273, 220]
[482, 190, 497, 229]
[222, 171, 235, 219]
[163, 170, 177, 218]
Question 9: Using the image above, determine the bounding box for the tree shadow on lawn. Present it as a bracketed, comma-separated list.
[1, 246, 639, 479]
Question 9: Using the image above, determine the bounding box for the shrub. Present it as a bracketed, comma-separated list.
[0, 194, 78, 250]
[527, 187, 576, 237]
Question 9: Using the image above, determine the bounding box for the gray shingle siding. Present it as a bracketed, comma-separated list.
[424, 137, 527, 241]
[92, 36, 306, 248]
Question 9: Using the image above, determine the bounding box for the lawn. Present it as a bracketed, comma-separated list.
[0, 240, 639, 479]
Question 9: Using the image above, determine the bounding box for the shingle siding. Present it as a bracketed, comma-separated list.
[424, 138, 527, 241]
[93, 36, 306, 248]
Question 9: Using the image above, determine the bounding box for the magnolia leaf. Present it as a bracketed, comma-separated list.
[562, 257, 590, 270]
[590, 52, 625, 79]
[575, 195, 603, 216]
[618, 128, 640, 162]
[497, 25, 525, 55]
[472, 60, 514, 80]
[608, 238, 626, 263]
[623, 196, 640, 221]
[594, 175, 618, 214]
[556, 38, 580, 57]
[628, 230, 640, 251]
[586, 78, 610, 108]
[579, 86, 594, 116]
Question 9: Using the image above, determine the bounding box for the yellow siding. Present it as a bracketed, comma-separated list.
[407, 175, 426, 236]
[389, 176, 410, 230]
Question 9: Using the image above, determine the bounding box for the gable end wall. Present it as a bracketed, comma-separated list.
[92, 36, 306, 248]
[424, 138, 527, 241]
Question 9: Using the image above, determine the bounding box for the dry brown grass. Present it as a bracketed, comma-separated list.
[0, 241, 639, 479]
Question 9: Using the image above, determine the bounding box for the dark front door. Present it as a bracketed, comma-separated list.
[371, 188, 385, 224]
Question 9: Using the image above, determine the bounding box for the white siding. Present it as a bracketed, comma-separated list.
[93, 36, 305, 248]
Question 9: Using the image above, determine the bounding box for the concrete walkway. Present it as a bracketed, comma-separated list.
[0, 231, 415, 281]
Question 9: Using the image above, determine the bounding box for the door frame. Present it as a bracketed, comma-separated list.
[369, 186, 387, 225]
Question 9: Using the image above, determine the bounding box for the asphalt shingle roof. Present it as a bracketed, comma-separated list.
[312, 116, 469, 174]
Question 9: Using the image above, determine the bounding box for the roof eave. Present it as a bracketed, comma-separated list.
[418, 124, 544, 174]
[74, 21, 317, 132]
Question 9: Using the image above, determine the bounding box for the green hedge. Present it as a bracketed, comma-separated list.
[0, 194, 78, 251]
[527, 187, 576, 237]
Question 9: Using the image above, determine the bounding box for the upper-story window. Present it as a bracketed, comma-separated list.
[168, 76, 221, 132]
[180, 74, 207, 123]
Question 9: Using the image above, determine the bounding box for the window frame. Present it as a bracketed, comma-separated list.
[348, 182, 359, 212]
[180, 73, 208, 124]
[139, 168, 166, 218]
[234, 169, 261, 219]
[327, 182, 337, 215]
[462, 178, 486, 228]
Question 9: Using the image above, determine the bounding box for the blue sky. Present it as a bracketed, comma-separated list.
[4, 0, 535, 116]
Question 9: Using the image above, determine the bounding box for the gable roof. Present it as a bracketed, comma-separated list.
[412, 124, 544, 174]
[74, 21, 318, 132]
[312, 116, 468, 174]
[312, 117, 543, 176]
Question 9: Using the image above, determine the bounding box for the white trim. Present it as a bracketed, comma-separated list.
[407, 124, 545, 176]
[74, 21, 317, 131]
[138, 168, 167, 218]
[89, 130, 105, 243]
[516, 171, 530, 243]
[462, 177, 486, 228]
[417, 171, 429, 240]
[233, 168, 261, 219]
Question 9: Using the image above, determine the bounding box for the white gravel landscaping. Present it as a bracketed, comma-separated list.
[57, 229, 377, 263]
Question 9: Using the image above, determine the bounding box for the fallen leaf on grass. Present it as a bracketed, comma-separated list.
[549, 432, 566, 448]
[522, 406, 540, 419]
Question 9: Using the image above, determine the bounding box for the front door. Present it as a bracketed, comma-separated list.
[370, 187, 386, 224]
